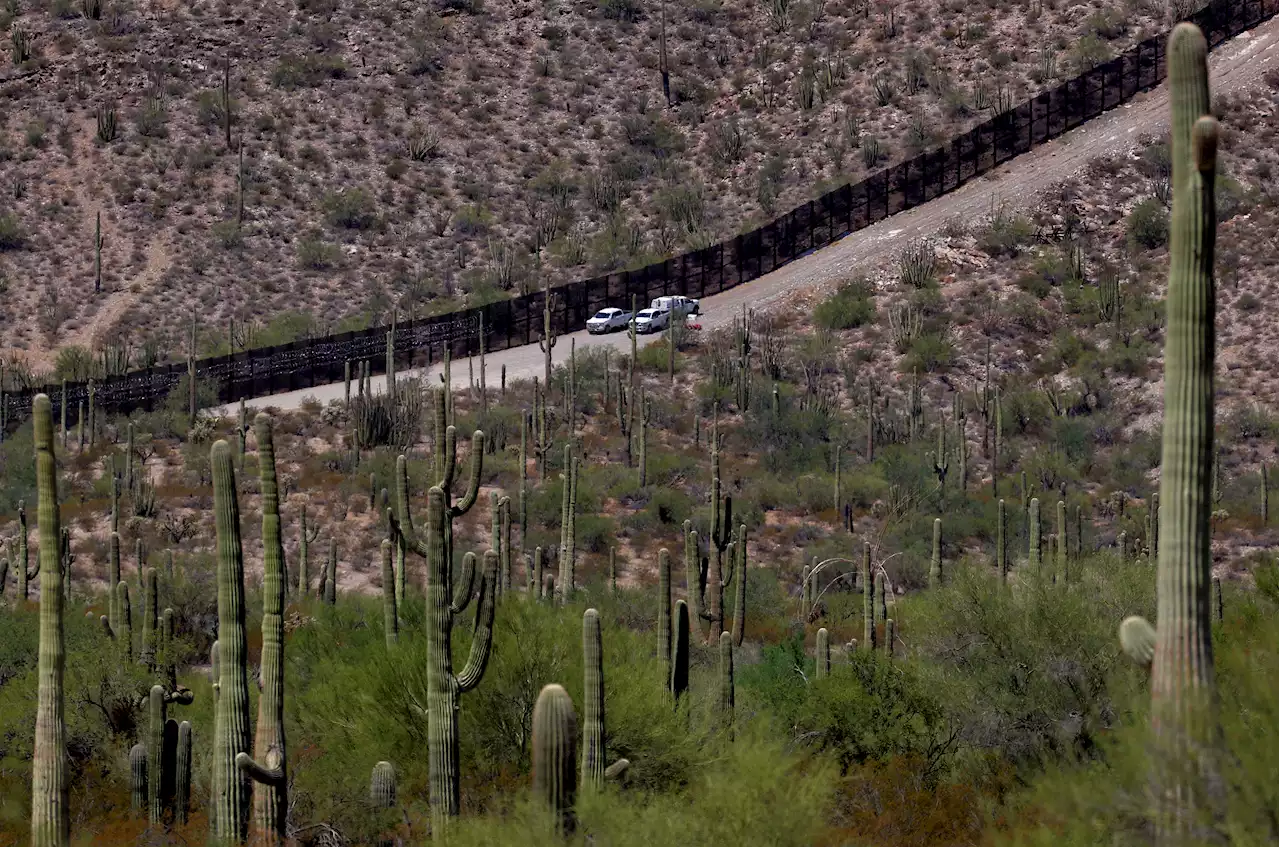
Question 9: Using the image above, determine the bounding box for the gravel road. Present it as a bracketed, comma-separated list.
[237, 19, 1277, 416]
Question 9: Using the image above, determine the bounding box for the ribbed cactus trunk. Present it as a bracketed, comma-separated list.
[381, 540, 398, 647]
[658, 548, 672, 698]
[581, 609, 605, 791]
[236, 414, 289, 844]
[1120, 24, 1223, 842]
[142, 567, 159, 670]
[683, 522, 706, 642]
[147, 685, 165, 824]
[324, 539, 337, 605]
[108, 531, 121, 634]
[130, 744, 147, 815]
[731, 525, 747, 646]
[706, 435, 734, 645]
[16, 501, 35, 601]
[31, 395, 69, 847]
[210, 440, 252, 845]
[176, 721, 192, 825]
[532, 684, 577, 835]
[672, 599, 690, 704]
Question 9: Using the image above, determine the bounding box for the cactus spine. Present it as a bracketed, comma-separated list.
[210, 440, 252, 844]
[581, 609, 605, 791]
[1117, 24, 1223, 841]
[929, 518, 942, 588]
[31, 395, 69, 847]
[397, 479, 496, 830]
[232, 415, 289, 844]
[532, 683, 577, 835]
[815, 627, 830, 679]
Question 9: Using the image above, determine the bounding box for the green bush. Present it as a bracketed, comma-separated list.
[1126, 198, 1169, 250]
[814, 277, 876, 330]
[0, 212, 24, 250]
[322, 188, 379, 230]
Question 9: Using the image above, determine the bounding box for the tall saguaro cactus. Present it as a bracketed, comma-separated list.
[1118, 23, 1223, 842]
[658, 549, 672, 698]
[210, 440, 252, 845]
[683, 522, 706, 642]
[862, 542, 874, 650]
[31, 395, 69, 847]
[581, 609, 605, 791]
[15, 501, 37, 601]
[705, 423, 734, 644]
[398, 484, 496, 832]
[396, 426, 485, 584]
[235, 414, 288, 844]
[928, 518, 942, 588]
[1028, 498, 1042, 569]
[731, 524, 747, 646]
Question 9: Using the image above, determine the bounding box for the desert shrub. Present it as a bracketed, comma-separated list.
[977, 209, 1036, 258]
[814, 277, 876, 330]
[322, 188, 378, 230]
[1126, 198, 1169, 249]
[271, 53, 348, 89]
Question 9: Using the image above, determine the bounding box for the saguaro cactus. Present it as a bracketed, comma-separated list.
[705, 424, 735, 644]
[1056, 500, 1068, 582]
[718, 631, 734, 734]
[31, 395, 69, 847]
[683, 522, 706, 642]
[1118, 23, 1223, 841]
[130, 744, 148, 815]
[323, 539, 337, 605]
[658, 549, 672, 697]
[672, 599, 690, 704]
[1028, 498, 1042, 568]
[15, 501, 37, 601]
[175, 721, 192, 825]
[395, 425, 485, 585]
[558, 446, 579, 604]
[297, 505, 320, 596]
[731, 524, 747, 646]
[235, 414, 289, 844]
[929, 518, 942, 588]
[397, 483, 496, 831]
[581, 609, 605, 791]
[380, 540, 398, 647]
[210, 440, 252, 845]
[532, 683, 577, 835]
[997, 499, 1008, 582]
[862, 542, 875, 650]
[815, 628, 830, 679]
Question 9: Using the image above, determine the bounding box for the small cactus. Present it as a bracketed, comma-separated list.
[532, 684, 577, 835]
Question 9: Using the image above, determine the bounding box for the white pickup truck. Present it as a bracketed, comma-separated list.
[650, 295, 700, 318]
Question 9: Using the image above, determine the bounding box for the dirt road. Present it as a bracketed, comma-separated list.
[239, 19, 1277, 415]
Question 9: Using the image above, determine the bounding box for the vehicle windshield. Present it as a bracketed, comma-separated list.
[637, 310, 654, 318]
[591, 310, 615, 320]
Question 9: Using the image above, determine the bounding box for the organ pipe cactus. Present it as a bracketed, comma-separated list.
[380, 540, 398, 647]
[31, 395, 68, 847]
[815, 628, 830, 679]
[402, 482, 496, 831]
[235, 414, 289, 845]
[672, 599, 690, 704]
[210, 440, 252, 845]
[929, 518, 942, 588]
[532, 683, 577, 835]
[581, 609, 605, 791]
[1118, 23, 1223, 841]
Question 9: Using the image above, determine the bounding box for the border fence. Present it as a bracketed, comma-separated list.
[2, 0, 1274, 427]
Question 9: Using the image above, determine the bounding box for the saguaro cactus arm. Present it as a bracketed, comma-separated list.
[456, 551, 498, 692]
